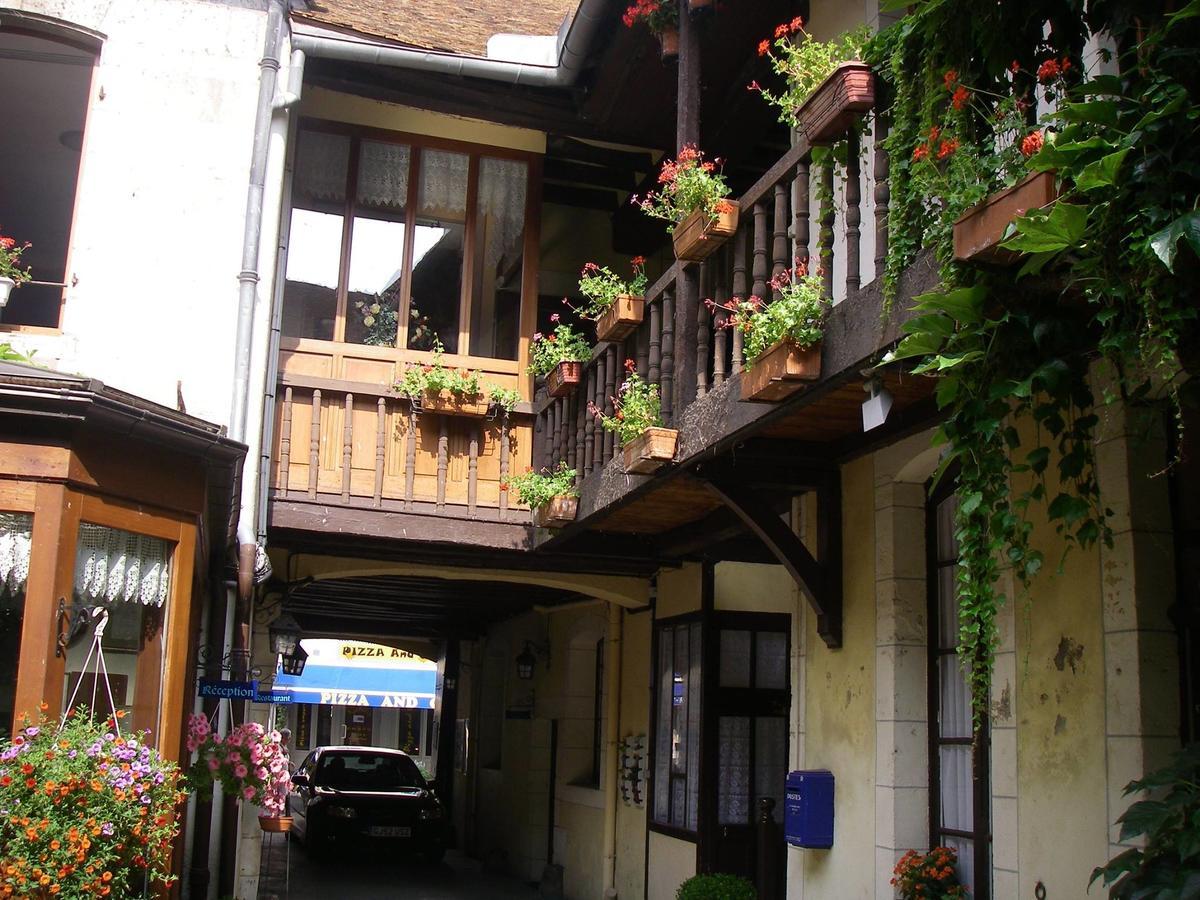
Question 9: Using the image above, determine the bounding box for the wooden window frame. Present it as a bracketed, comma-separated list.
[926, 484, 991, 899]
[283, 118, 542, 392]
[648, 611, 704, 841]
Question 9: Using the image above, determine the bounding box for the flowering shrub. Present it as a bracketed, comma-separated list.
[568, 259, 648, 320]
[706, 261, 828, 365]
[186, 716, 290, 818]
[0, 229, 31, 285]
[395, 338, 483, 403]
[891, 847, 968, 899]
[352, 291, 399, 347]
[621, 0, 677, 35]
[528, 315, 592, 377]
[488, 385, 521, 415]
[676, 872, 756, 900]
[503, 462, 578, 509]
[590, 359, 663, 445]
[633, 147, 733, 230]
[752, 19, 871, 127]
[0, 709, 185, 899]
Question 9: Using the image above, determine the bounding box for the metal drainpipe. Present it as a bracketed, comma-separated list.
[602, 602, 623, 898]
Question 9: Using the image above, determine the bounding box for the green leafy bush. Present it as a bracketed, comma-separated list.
[503, 461, 578, 509]
[528, 317, 592, 376]
[676, 873, 756, 900]
[590, 360, 663, 446]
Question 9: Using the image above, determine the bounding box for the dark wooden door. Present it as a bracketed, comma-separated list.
[706, 614, 790, 899]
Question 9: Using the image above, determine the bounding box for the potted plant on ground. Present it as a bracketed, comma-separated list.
[708, 260, 829, 401]
[394, 338, 490, 417]
[621, 0, 680, 60]
[634, 147, 738, 262]
[186, 715, 292, 832]
[0, 228, 32, 309]
[752, 18, 872, 144]
[590, 359, 677, 474]
[891, 847, 968, 899]
[0, 708, 185, 898]
[676, 872, 757, 900]
[569, 258, 649, 343]
[529, 314, 592, 397]
[504, 462, 579, 527]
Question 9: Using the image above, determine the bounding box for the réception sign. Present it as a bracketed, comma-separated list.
[198, 679, 290, 704]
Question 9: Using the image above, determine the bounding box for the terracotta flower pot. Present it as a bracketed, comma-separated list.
[953, 170, 1059, 265]
[740, 339, 822, 402]
[672, 201, 740, 263]
[532, 495, 579, 528]
[795, 62, 875, 145]
[596, 294, 645, 343]
[420, 389, 489, 417]
[658, 28, 679, 60]
[688, 0, 712, 8]
[622, 427, 679, 475]
[547, 360, 583, 398]
[258, 815, 293, 833]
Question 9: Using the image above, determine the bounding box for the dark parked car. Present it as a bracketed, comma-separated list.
[287, 746, 448, 861]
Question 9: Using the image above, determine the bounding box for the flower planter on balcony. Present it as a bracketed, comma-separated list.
[688, 0, 712, 9]
[740, 339, 822, 402]
[547, 360, 583, 398]
[420, 389, 490, 417]
[658, 28, 679, 60]
[0, 276, 14, 308]
[672, 201, 740, 263]
[953, 170, 1059, 265]
[258, 816, 293, 834]
[532, 495, 578, 528]
[596, 294, 645, 343]
[622, 427, 679, 475]
[795, 62, 875, 145]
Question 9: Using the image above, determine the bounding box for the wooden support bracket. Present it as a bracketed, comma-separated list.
[702, 472, 843, 648]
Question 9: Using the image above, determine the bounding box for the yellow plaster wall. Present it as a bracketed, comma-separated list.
[558, 798, 607, 900]
[796, 455, 876, 899]
[647, 831, 697, 900]
[616, 610, 652, 900]
[715, 561, 795, 613]
[657, 563, 703, 619]
[300, 87, 546, 153]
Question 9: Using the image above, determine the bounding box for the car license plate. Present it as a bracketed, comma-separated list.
[367, 826, 411, 838]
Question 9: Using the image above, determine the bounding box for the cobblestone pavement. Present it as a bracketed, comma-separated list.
[258, 836, 539, 899]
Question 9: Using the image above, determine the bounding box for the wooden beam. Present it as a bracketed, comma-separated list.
[546, 135, 654, 174]
[702, 474, 841, 648]
[544, 157, 638, 191]
[542, 182, 619, 211]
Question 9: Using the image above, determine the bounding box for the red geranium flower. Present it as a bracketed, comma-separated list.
[757, 39, 770, 56]
[951, 85, 970, 110]
[1020, 129, 1044, 158]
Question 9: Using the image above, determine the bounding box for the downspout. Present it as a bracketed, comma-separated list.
[290, 0, 605, 87]
[603, 602, 623, 899]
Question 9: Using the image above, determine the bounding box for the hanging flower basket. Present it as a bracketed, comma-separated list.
[532, 495, 579, 528]
[658, 28, 679, 60]
[596, 295, 646, 343]
[547, 360, 583, 398]
[622, 427, 679, 474]
[672, 202, 740, 262]
[795, 62, 875, 145]
[952, 170, 1060, 265]
[419, 389, 490, 418]
[258, 815, 294, 834]
[741, 339, 822, 402]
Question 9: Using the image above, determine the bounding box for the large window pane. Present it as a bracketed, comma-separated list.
[346, 141, 410, 348]
[469, 158, 527, 360]
[653, 620, 703, 832]
[719, 629, 751, 688]
[412, 150, 468, 352]
[0, 513, 31, 740]
[718, 716, 751, 825]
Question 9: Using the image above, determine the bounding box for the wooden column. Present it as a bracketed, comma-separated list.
[468, 424, 479, 517]
[696, 262, 710, 398]
[373, 397, 386, 507]
[404, 409, 417, 508]
[731, 231, 748, 373]
[649, 300, 662, 386]
[341, 393, 353, 502]
[752, 201, 769, 301]
[436, 417, 448, 509]
[874, 116, 890, 280]
[307, 389, 321, 499]
[278, 386, 292, 493]
[673, 0, 701, 421]
[772, 182, 790, 296]
[661, 288, 675, 424]
[499, 420, 511, 513]
[604, 345, 618, 464]
[820, 162, 835, 300]
[845, 128, 862, 295]
[794, 158, 811, 266]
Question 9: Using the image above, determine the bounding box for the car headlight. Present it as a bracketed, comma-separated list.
[418, 806, 444, 821]
[328, 806, 358, 819]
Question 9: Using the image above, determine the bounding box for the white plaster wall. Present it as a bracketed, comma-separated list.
[5, 0, 272, 429]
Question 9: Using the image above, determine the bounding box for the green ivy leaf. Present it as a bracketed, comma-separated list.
[1149, 211, 1200, 272]
[1075, 148, 1131, 192]
[1117, 799, 1174, 842]
[913, 285, 986, 324]
[1002, 203, 1089, 254]
[1048, 492, 1091, 526]
[1060, 99, 1120, 129]
[886, 330, 947, 363]
[901, 313, 957, 339]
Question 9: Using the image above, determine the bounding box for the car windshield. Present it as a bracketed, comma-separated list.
[315, 752, 425, 791]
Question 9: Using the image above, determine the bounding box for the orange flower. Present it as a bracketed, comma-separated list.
[757, 39, 770, 56]
[789, 16, 803, 31]
[936, 138, 960, 159]
[774, 23, 788, 38]
[1020, 129, 1044, 157]
[951, 85, 970, 110]
[912, 144, 930, 162]
[943, 69, 958, 90]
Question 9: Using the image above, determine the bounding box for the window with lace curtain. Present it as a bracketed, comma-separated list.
[282, 123, 533, 361]
[0, 513, 32, 740]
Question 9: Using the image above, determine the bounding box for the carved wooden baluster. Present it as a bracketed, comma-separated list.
[566, 395, 577, 471]
[874, 115, 890, 282]
[499, 419, 510, 513]
[594, 350, 608, 469]
[341, 394, 354, 502]
[436, 417, 449, 509]
[794, 157, 811, 266]
[731, 230, 748, 374]
[696, 262, 710, 397]
[278, 386, 292, 493]
[820, 161, 835, 300]
[752, 200, 769, 303]
[404, 409, 417, 508]
[661, 287, 675, 424]
[373, 397, 386, 508]
[845, 128, 862, 295]
[468, 424, 479, 517]
[772, 181, 790, 299]
[606, 344, 619, 464]
[308, 389, 321, 499]
[636, 320, 649, 377]
[560, 395, 571, 468]
[584, 363, 596, 473]
[548, 396, 559, 467]
[648, 299, 662, 386]
[573, 391, 584, 481]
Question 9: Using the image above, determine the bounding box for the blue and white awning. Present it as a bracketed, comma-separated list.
[273, 639, 438, 709]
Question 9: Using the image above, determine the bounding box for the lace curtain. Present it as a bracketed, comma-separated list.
[295, 130, 349, 204]
[419, 149, 469, 221]
[74, 523, 172, 607]
[357, 140, 411, 210]
[477, 157, 527, 271]
[0, 513, 32, 597]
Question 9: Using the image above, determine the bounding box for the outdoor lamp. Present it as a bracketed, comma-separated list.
[280, 644, 308, 676]
[862, 376, 893, 432]
[515, 642, 537, 681]
[269, 612, 302, 657]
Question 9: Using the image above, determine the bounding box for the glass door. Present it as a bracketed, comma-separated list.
[0, 513, 32, 740]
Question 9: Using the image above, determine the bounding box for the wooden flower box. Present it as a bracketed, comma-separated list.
[420, 389, 489, 417]
[796, 62, 875, 145]
[258, 816, 293, 834]
[547, 360, 583, 398]
[953, 171, 1059, 265]
[596, 294, 645, 342]
[658, 28, 679, 60]
[740, 340, 822, 402]
[532, 495, 579, 528]
[622, 427, 679, 475]
[672, 201, 740, 262]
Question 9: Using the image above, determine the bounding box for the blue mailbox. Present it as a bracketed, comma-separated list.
[784, 769, 834, 849]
